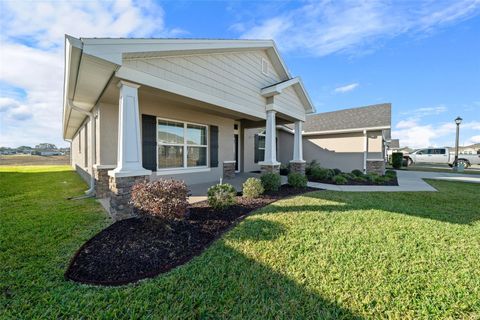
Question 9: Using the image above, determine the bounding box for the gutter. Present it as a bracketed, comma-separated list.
[67, 100, 95, 196]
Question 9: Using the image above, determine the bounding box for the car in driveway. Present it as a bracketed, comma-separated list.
[406, 147, 480, 168]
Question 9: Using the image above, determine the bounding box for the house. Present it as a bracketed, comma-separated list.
[63, 36, 315, 218]
[245, 103, 391, 174]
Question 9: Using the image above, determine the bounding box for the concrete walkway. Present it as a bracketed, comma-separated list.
[307, 170, 480, 192]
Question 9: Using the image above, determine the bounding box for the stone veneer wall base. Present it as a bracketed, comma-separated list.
[289, 161, 306, 175]
[366, 160, 386, 175]
[260, 164, 280, 174]
[223, 161, 236, 179]
[109, 175, 150, 221]
[94, 168, 110, 199]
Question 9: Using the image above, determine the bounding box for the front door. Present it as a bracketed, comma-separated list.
[234, 134, 239, 171]
[234, 122, 240, 172]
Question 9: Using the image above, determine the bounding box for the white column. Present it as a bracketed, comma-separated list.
[260, 110, 280, 165]
[292, 120, 304, 162]
[108, 81, 152, 178]
[363, 130, 368, 173]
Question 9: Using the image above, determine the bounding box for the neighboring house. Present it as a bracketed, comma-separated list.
[246, 103, 391, 173]
[458, 143, 480, 155]
[63, 36, 315, 217]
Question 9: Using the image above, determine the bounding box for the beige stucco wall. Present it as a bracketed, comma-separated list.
[277, 130, 385, 172]
[97, 96, 236, 185]
[70, 118, 94, 183]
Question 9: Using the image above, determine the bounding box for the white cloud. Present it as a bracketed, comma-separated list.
[334, 83, 359, 93]
[237, 1, 480, 56]
[0, 0, 184, 147]
[401, 106, 448, 117]
[392, 119, 480, 148]
[465, 135, 480, 145]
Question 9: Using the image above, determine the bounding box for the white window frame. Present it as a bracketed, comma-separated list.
[156, 117, 209, 172]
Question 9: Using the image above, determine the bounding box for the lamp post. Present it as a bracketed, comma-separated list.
[454, 116, 462, 169]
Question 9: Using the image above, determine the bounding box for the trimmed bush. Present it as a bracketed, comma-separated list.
[351, 169, 364, 177]
[333, 175, 348, 185]
[333, 168, 342, 175]
[305, 160, 321, 176]
[385, 170, 397, 178]
[279, 163, 291, 176]
[261, 173, 282, 193]
[130, 179, 189, 220]
[341, 173, 355, 180]
[353, 175, 367, 182]
[392, 152, 403, 169]
[207, 183, 237, 210]
[242, 177, 264, 199]
[311, 167, 335, 181]
[288, 172, 307, 189]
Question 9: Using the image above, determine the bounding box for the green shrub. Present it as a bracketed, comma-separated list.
[242, 177, 264, 199]
[207, 183, 237, 210]
[311, 167, 335, 181]
[305, 160, 321, 176]
[366, 172, 379, 182]
[279, 163, 290, 176]
[353, 175, 367, 182]
[333, 175, 348, 185]
[261, 173, 282, 193]
[341, 173, 355, 180]
[392, 152, 403, 169]
[385, 170, 397, 178]
[351, 169, 364, 177]
[333, 168, 342, 175]
[288, 172, 307, 189]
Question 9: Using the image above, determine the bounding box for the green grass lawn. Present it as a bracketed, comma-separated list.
[1, 166, 480, 319]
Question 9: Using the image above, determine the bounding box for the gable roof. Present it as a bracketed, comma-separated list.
[63, 36, 311, 139]
[303, 103, 391, 134]
[261, 77, 315, 114]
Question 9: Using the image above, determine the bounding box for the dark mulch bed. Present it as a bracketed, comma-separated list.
[65, 185, 320, 286]
[308, 176, 399, 186]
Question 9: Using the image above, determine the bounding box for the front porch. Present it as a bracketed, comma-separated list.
[188, 172, 288, 203]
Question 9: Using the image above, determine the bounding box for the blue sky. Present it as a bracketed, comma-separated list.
[0, 0, 479, 148]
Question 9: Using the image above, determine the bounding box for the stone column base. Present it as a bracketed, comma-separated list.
[109, 175, 150, 221]
[93, 167, 111, 199]
[223, 161, 236, 179]
[366, 160, 386, 175]
[289, 161, 306, 175]
[260, 164, 280, 174]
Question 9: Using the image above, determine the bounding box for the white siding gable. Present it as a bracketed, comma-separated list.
[274, 86, 305, 118]
[123, 50, 282, 118]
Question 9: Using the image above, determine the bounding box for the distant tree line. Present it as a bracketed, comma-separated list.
[0, 144, 70, 155]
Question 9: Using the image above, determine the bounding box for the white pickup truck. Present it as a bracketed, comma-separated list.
[405, 147, 480, 168]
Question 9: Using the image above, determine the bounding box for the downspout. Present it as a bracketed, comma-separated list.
[363, 130, 368, 173]
[68, 100, 95, 196]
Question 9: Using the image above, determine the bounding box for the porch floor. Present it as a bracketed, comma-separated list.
[188, 172, 287, 203]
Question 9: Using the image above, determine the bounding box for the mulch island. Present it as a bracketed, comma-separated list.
[65, 185, 319, 286]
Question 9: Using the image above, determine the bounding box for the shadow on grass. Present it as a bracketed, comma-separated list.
[149, 218, 363, 319]
[253, 182, 480, 225]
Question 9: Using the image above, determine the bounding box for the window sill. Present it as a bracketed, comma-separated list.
[155, 167, 211, 175]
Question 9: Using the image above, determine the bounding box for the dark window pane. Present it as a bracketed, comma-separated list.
[187, 146, 207, 167]
[158, 120, 184, 144]
[259, 149, 265, 162]
[158, 145, 183, 168]
[258, 135, 266, 149]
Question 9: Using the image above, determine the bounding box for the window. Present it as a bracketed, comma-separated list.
[434, 148, 446, 154]
[157, 118, 208, 170]
[258, 134, 265, 161]
[261, 58, 269, 76]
